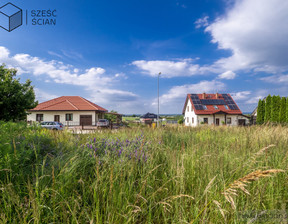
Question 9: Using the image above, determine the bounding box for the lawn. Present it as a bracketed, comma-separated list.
[0, 122, 287, 223]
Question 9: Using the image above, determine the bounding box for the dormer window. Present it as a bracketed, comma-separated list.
[203, 105, 207, 110]
[224, 105, 229, 109]
[213, 105, 218, 109]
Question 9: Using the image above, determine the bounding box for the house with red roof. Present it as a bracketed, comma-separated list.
[182, 93, 249, 126]
[27, 96, 108, 126]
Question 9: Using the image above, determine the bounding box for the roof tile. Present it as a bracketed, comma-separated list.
[30, 96, 108, 112]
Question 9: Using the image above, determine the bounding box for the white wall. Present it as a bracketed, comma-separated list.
[197, 115, 239, 126]
[184, 100, 198, 127]
[27, 111, 105, 125]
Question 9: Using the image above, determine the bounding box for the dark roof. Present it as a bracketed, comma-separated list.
[140, 112, 158, 119]
[182, 93, 242, 115]
[29, 96, 108, 112]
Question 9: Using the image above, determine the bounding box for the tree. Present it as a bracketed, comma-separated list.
[264, 94, 272, 122]
[279, 97, 286, 123]
[104, 110, 118, 123]
[271, 95, 281, 123]
[0, 65, 37, 121]
[256, 99, 265, 124]
[286, 97, 288, 123]
[271, 95, 278, 122]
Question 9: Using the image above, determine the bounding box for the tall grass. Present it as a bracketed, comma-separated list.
[0, 122, 287, 223]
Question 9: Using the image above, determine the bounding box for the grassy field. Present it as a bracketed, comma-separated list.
[0, 122, 288, 223]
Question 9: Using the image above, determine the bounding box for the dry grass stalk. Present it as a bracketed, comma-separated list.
[203, 175, 217, 195]
[254, 144, 275, 158]
[223, 169, 285, 209]
[213, 200, 226, 220]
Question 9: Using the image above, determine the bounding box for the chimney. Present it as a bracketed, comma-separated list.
[202, 93, 206, 99]
[216, 93, 219, 99]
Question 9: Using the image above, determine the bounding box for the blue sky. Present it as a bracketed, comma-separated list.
[1, 0, 288, 114]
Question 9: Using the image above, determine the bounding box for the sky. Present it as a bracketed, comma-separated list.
[1, 0, 288, 114]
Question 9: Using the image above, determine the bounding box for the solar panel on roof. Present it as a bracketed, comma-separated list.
[201, 99, 226, 105]
[222, 94, 239, 110]
[194, 104, 204, 110]
[190, 94, 203, 109]
[228, 104, 239, 110]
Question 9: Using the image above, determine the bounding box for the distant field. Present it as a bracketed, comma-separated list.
[122, 116, 140, 121]
[0, 122, 287, 223]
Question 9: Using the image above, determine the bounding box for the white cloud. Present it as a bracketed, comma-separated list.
[34, 88, 59, 103]
[152, 80, 226, 113]
[261, 74, 288, 84]
[195, 16, 209, 29]
[218, 70, 236, 80]
[205, 0, 288, 73]
[132, 59, 203, 78]
[230, 91, 251, 101]
[115, 73, 128, 79]
[133, 0, 288, 83]
[0, 46, 140, 113]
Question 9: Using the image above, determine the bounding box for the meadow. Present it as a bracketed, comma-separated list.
[0, 122, 287, 223]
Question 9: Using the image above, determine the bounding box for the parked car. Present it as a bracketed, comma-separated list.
[97, 119, 109, 127]
[40, 121, 64, 130]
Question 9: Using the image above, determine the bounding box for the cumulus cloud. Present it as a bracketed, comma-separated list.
[0, 46, 140, 112]
[218, 71, 236, 80]
[1, 48, 111, 87]
[133, 0, 288, 84]
[151, 80, 226, 113]
[132, 59, 204, 78]
[205, 0, 288, 73]
[230, 91, 251, 101]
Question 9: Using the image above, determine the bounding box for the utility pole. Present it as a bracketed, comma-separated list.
[157, 72, 161, 127]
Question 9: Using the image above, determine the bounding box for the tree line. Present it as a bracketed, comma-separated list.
[256, 95, 288, 124]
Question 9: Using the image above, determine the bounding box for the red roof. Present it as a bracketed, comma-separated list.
[29, 96, 108, 112]
[182, 93, 242, 115]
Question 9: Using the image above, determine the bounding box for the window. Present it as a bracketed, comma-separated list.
[203, 105, 207, 110]
[227, 118, 231, 124]
[213, 105, 218, 109]
[187, 117, 189, 123]
[65, 113, 73, 121]
[187, 106, 189, 112]
[192, 117, 194, 124]
[224, 105, 229, 109]
[204, 118, 208, 124]
[36, 114, 43, 122]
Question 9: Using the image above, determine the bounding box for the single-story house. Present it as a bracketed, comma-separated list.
[140, 112, 158, 124]
[183, 93, 249, 126]
[27, 96, 108, 126]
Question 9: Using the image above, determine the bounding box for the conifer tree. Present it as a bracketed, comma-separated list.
[264, 94, 272, 122]
[271, 95, 281, 122]
[286, 97, 288, 122]
[256, 99, 263, 124]
[276, 95, 281, 122]
[279, 97, 286, 123]
[262, 99, 265, 121]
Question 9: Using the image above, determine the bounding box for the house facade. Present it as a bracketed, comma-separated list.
[183, 93, 249, 126]
[140, 112, 158, 124]
[27, 96, 108, 126]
